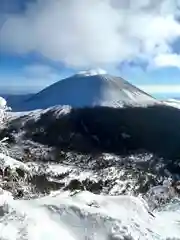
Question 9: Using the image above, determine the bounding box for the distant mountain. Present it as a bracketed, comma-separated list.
[15, 69, 158, 111]
[0, 93, 34, 110]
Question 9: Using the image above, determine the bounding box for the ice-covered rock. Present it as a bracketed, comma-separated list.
[0, 97, 7, 110]
[145, 178, 178, 210]
[0, 153, 29, 172]
[0, 96, 11, 127]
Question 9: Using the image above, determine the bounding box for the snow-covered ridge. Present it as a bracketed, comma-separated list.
[1, 186, 180, 240]
[0, 153, 29, 172]
[163, 98, 180, 109]
[1, 151, 180, 240]
[166, 99, 180, 103]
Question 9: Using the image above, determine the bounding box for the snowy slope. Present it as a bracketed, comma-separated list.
[1, 183, 180, 240]
[0, 152, 180, 240]
[163, 99, 180, 109]
[16, 70, 158, 111]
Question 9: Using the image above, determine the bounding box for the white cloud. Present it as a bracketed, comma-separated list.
[139, 84, 180, 93]
[154, 53, 180, 68]
[1, 0, 180, 68]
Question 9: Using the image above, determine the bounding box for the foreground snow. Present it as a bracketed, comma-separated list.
[0, 154, 180, 239]
[1, 189, 180, 240]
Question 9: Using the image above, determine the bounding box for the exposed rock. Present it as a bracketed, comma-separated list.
[28, 174, 65, 194]
[64, 179, 84, 191]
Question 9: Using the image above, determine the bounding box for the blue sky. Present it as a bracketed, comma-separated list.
[1, 0, 180, 98]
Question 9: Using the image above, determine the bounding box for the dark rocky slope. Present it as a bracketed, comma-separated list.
[1, 104, 180, 203]
[8, 104, 180, 159]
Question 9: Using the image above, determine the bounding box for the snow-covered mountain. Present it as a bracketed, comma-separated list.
[0, 93, 34, 110]
[16, 69, 158, 111]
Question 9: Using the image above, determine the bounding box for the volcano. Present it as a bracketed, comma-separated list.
[17, 69, 157, 111]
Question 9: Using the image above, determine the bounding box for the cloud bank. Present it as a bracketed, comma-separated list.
[1, 0, 180, 68]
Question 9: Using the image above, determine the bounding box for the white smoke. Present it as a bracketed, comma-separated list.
[1, 0, 180, 68]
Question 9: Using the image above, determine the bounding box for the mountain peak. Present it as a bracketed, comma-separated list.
[76, 68, 107, 77]
[14, 71, 158, 111]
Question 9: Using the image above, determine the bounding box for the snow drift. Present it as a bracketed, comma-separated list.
[1, 186, 180, 240]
